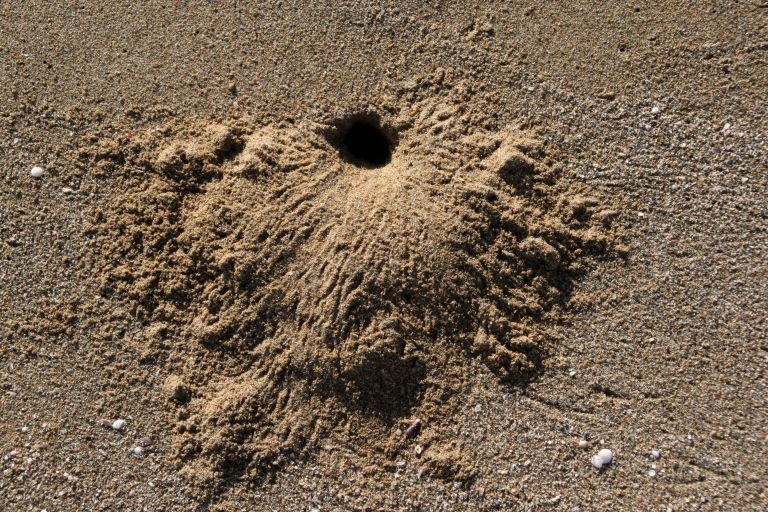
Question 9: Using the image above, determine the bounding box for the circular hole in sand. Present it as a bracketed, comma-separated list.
[341, 120, 393, 168]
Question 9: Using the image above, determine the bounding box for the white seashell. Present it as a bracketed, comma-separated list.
[591, 448, 613, 468]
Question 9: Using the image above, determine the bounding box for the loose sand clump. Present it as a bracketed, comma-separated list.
[83, 72, 619, 494]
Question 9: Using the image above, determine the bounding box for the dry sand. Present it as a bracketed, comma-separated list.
[1, 1, 766, 511]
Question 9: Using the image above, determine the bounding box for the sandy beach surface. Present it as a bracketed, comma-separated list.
[1, 2, 766, 511]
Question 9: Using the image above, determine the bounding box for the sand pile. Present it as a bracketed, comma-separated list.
[83, 72, 619, 494]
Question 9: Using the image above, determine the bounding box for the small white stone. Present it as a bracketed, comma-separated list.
[20, 426, 29, 434]
[722, 122, 731, 133]
[474, 403, 482, 413]
[131, 446, 143, 456]
[648, 468, 657, 477]
[741, 177, 749, 183]
[569, 369, 577, 377]
[111, 419, 126, 430]
[30, 166, 44, 178]
[578, 439, 589, 449]
[644, 124, 652, 131]
[414, 445, 423, 455]
[591, 448, 613, 468]
[651, 106, 661, 115]
[650, 449, 660, 460]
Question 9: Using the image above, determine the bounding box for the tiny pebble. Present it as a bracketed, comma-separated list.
[569, 369, 577, 377]
[591, 448, 613, 468]
[140, 436, 155, 447]
[132, 446, 143, 456]
[648, 468, 657, 477]
[62, 187, 74, 193]
[644, 124, 652, 131]
[404, 418, 422, 439]
[650, 449, 660, 460]
[98, 418, 112, 428]
[112, 419, 126, 430]
[578, 439, 589, 449]
[414, 445, 423, 455]
[30, 166, 44, 178]
[474, 403, 482, 413]
[20, 426, 29, 434]
[651, 106, 661, 115]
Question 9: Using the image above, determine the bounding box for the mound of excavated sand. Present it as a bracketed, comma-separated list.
[84, 72, 619, 495]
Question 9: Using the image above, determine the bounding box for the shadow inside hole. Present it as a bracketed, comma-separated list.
[343, 121, 392, 167]
[339, 120, 393, 168]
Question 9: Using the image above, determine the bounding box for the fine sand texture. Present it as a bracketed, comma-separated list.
[1, 2, 766, 511]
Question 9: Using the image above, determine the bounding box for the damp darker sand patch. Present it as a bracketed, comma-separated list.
[81, 71, 623, 499]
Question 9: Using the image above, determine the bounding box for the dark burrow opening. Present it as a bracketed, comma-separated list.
[340, 120, 393, 168]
